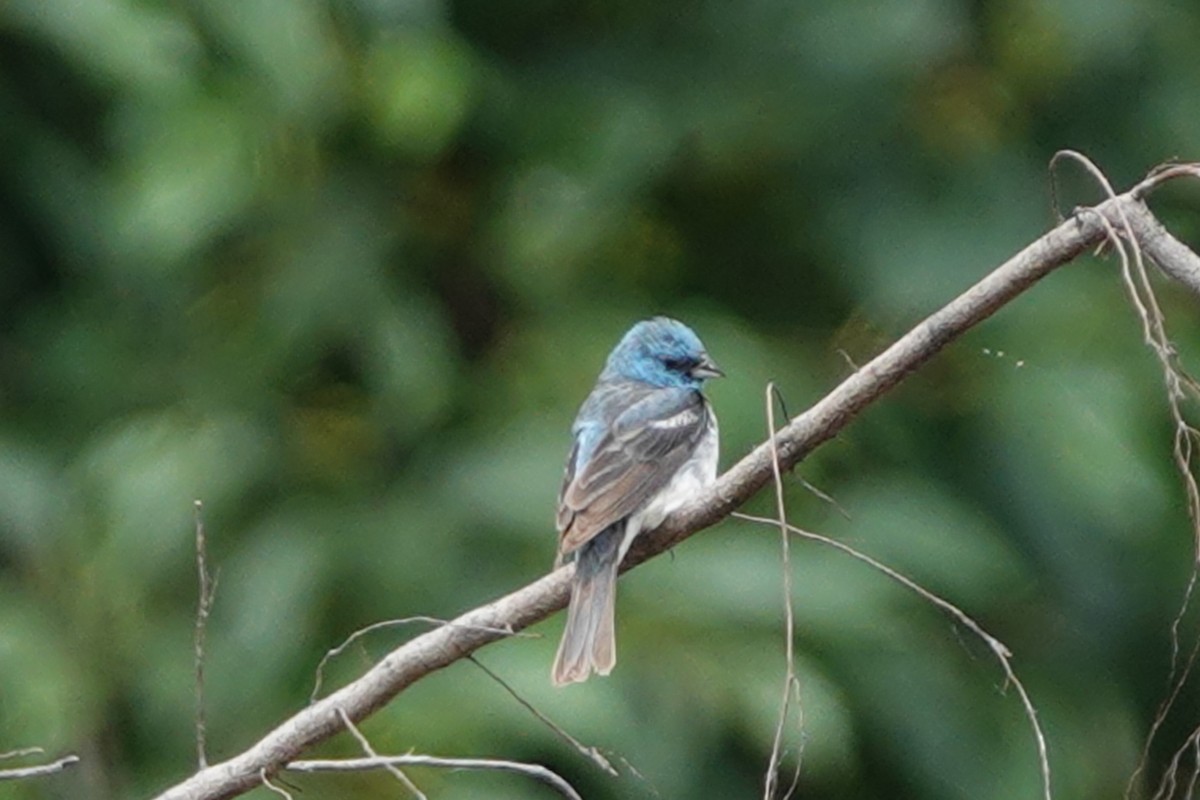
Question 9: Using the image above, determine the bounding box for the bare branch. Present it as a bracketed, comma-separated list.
[795, 474, 851, 520]
[735, 512, 1052, 800]
[467, 656, 619, 776]
[1052, 153, 1200, 298]
[150, 164, 1199, 800]
[258, 770, 293, 800]
[1121, 200, 1200, 296]
[632, 168, 1199, 567]
[287, 754, 584, 800]
[1149, 722, 1200, 800]
[194, 499, 217, 770]
[336, 708, 426, 799]
[763, 383, 804, 800]
[311, 617, 532, 704]
[0, 754, 81, 782]
[0, 747, 44, 761]
[1054, 152, 1200, 800]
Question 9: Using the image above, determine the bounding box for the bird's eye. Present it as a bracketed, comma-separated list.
[662, 356, 691, 372]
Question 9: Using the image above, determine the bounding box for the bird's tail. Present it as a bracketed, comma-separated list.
[552, 526, 623, 686]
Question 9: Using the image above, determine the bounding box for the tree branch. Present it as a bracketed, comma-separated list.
[0, 754, 81, 782]
[194, 500, 216, 771]
[1119, 199, 1200, 297]
[150, 167, 1200, 800]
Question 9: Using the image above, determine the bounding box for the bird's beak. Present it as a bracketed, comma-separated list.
[691, 355, 724, 380]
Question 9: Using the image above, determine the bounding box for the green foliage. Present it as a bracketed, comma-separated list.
[1, 0, 1199, 798]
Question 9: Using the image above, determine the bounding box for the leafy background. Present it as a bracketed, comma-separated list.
[2, 0, 1200, 798]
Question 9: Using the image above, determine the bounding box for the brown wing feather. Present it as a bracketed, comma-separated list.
[558, 461, 665, 554]
[557, 393, 708, 558]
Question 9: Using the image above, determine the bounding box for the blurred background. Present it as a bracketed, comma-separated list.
[2, 0, 1200, 798]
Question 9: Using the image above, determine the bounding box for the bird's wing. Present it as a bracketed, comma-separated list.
[557, 384, 709, 557]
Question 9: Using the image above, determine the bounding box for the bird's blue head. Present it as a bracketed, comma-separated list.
[601, 317, 723, 390]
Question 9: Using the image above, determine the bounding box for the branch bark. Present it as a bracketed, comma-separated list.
[1119, 199, 1200, 296]
[151, 169, 1200, 800]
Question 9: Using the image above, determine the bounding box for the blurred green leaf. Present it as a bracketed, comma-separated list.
[1, 0, 1197, 797]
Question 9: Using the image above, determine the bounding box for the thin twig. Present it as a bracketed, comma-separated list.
[258, 770, 293, 800]
[1134, 164, 1200, 200]
[796, 475, 851, 520]
[616, 755, 662, 798]
[735, 512, 1053, 800]
[467, 656, 619, 775]
[288, 754, 584, 800]
[763, 383, 804, 800]
[1117, 194, 1200, 800]
[194, 499, 217, 770]
[0, 747, 44, 761]
[311, 618, 532, 703]
[1052, 151, 1200, 800]
[0, 754, 81, 782]
[1149, 722, 1200, 800]
[336, 708, 426, 799]
[1185, 733, 1200, 800]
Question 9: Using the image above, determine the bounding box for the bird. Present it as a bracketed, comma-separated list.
[552, 317, 722, 685]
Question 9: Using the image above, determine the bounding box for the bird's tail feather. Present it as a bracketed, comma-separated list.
[552, 526, 622, 685]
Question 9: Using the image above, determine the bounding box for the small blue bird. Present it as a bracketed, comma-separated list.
[553, 317, 722, 685]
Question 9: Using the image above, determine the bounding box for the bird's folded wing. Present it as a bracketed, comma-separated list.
[557, 386, 709, 556]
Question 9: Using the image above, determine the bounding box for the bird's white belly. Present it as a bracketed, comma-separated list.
[619, 416, 719, 562]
